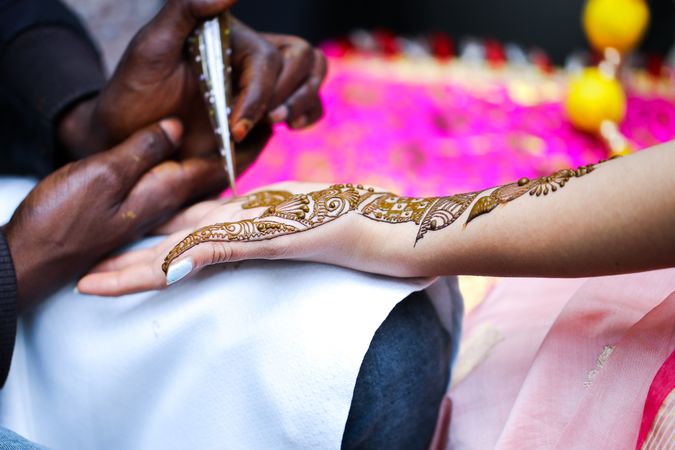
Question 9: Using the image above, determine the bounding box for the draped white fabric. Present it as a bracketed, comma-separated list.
[0, 177, 454, 449]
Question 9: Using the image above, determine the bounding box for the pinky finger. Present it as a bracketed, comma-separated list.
[77, 262, 166, 297]
[162, 237, 292, 286]
[78, 230, 191, 296]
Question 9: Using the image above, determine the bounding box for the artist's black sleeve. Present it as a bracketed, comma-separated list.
[0, 229, 17, 388]
[0, 0, 106, 387]
[0, 0, 106, 177]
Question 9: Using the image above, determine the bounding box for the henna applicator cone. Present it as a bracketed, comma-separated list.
[189, 13, 238, 197]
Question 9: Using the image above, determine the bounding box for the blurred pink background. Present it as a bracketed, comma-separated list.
[237, 53, 675, 197]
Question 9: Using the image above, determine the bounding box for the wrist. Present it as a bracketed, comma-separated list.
[4, 220, 89, 310]
[348, 218, 418, 277]
[3, 224, 41, 311]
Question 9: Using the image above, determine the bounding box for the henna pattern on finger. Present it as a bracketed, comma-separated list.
[162, 184, 379, 273]
[162, 159, 613, 273]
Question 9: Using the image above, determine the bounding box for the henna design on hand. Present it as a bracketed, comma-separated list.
[240, 190, 294, 209]
[359, 192, 478, 243]
[162, 184, 379, 272]
[162, 160, 611, 273]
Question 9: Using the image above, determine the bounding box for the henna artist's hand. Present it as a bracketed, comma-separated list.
[262, 34, 327, 129]
[59, 0, 327, 192]
[4, 119, 229, 310]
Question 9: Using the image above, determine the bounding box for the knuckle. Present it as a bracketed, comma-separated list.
[139, 128, 163, 152]
[282, 35, 306, 47]
[89, 161, 121, 187]
[132, 127, 170, 161]
[286, 38, 313, 62]
[211, 242, 233, 264]
[128, 28, 174, 68]
[260, 43, 283, 69]
[296, 46, 314, 70]
[297, 40, 313, 55]
[261, 240, 287, 260]
[132, 167, 178, 207]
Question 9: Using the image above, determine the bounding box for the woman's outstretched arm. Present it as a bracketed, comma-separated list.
[78, 140, 675, 296]
[412, 140, 675, 278]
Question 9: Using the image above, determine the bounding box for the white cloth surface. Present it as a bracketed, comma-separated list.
[0, 177, 457, 449]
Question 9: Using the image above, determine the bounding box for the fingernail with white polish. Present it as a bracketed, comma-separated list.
[73, 287, 80, 295]
[166, 258, 193, 286]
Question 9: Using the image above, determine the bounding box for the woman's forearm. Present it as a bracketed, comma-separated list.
[76, 140, 675, 296]
[410, 141, 675, 278]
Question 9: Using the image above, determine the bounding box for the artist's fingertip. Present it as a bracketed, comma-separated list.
[269, 105, 289, 124]
[290, 115, 308, 129]
[232, 119, 253, 143]
[166, 258, 194, 286]
[159, 118, 183, 147]
[73, 286, 80, 295]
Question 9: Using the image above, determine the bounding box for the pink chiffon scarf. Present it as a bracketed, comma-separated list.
[431, 269, 675, 449]
[636, 350, 675, 449]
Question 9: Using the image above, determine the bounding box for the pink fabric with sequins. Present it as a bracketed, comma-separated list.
[237, 54, 675, 197]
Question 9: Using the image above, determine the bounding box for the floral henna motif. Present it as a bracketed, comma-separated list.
[241, 190, 294, 210]
[361, 195, 436, 224]
[162, 160, 610, 273]
[466, 163, 597, 224]
[359, 192, 478, 244]
[415, 193, 478, 243]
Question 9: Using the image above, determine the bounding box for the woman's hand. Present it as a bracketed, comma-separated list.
[76, 182, 424, 297]
[75, 142, 675, 298]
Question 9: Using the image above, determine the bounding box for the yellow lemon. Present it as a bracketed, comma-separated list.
[583, 0, 650, 54]
[565, 68, 626, 133]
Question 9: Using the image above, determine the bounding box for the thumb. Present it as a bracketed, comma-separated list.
[131, 0, 237, 62]
[103, 119, 183, 197]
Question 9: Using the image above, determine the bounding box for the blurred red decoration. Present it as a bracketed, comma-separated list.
[530, 49, 554, 73]
[646, 54, 666, 78]
[373, 30, 400, 56]
[429, 32, 454, 60]
[484, 39, 506, 68]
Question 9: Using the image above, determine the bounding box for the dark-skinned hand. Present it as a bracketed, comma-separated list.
[59, 0, 327, 191]
[4, 119, 226, 311]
